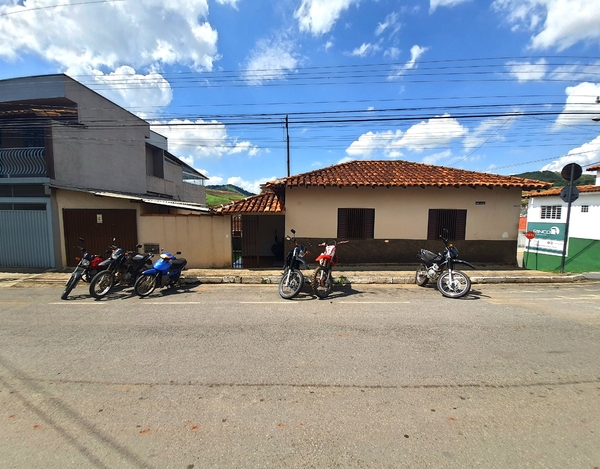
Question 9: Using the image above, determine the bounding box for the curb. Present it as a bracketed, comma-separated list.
[190, 274, 589, 285]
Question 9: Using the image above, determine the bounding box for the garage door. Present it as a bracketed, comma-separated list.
[0, 209, 54, 268]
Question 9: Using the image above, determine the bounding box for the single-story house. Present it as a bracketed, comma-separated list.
[218, 160, 551, 267]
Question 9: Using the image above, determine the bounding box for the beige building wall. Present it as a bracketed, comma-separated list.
[284, 186, 522, 240]
[55, 190, 232, 268]
[138, 214, 232, 268]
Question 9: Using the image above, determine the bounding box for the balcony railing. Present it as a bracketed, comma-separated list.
[0, 147, 47, 178]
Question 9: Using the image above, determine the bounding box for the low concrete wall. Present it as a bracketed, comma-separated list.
[138, 214, 232, 268]
[288, 238, 518, 266]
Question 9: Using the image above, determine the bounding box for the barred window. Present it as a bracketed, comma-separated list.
[337, 208, 374, 239]
[581, 205, 589, 213]
[541, 205, 562, 219]
[427, 209, 467, 240]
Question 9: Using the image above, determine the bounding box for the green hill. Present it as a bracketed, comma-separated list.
[514, 170, 595, 187]
[206, 184, 255, 207]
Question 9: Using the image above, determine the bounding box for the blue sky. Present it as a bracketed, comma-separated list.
[1, 0, 600, 193]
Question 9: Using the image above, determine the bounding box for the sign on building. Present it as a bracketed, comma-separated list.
[525, 222, 567, 257]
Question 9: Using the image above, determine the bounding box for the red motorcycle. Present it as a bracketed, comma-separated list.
[311, 239, 348, 299]
[61, 238, 105, 300]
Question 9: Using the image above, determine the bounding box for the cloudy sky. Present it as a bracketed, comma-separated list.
[1, 0, 600, 193]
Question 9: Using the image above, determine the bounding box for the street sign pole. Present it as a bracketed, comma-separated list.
[560, 163, 581, 274]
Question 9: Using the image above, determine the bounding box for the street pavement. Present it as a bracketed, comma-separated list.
[0, 264, 595, 288]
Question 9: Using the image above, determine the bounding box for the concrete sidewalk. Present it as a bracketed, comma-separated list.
[0, 265, 595, 288]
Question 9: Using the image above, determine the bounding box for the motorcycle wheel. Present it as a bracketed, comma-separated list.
[437, 270, 471, 299]
[311, 266, 332, 299]
[134, 274, 157, 297]
[89, 271, 114, 299]
[278, 269, 304, 299]
[415, 264, 429, 286]
[61, 272, 81, 300]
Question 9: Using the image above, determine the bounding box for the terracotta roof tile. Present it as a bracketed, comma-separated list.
[215, 190, 284, 214]
[267, 160, 551, 190]
[586, 164, 600, 171]
[525, 184, 600, 197]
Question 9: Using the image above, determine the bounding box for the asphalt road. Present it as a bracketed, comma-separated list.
[1, 282, 600, 468]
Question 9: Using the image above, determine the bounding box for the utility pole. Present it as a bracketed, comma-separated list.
[286, 115, 290, 177]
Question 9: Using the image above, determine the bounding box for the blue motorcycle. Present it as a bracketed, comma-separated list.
[133, 251, 187, 297]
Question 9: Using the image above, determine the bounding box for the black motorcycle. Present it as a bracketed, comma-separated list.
[279, 229, 310, 299]
[415, 229, 475, 298]
[89, 241, 153, 299]
[61, 238, 105, 300]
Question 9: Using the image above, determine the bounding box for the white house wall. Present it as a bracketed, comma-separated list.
[528, 193, 600, 241]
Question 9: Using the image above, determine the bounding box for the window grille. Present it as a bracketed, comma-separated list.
[427, 209, 467, 240]
[581, 205, 589, 213]
[541, 205, 562, 219]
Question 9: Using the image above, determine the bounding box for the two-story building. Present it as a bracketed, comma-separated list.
[524, 165, 600, 272]
[0, 74, 209, 269]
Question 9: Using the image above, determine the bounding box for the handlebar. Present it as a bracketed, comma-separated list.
[318, 240, 349, 246]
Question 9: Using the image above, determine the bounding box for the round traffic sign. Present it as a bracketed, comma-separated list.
[561, 163, 582, 182]
[525, 231, 535, 240]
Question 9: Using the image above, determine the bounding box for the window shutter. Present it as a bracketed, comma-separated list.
[427, 209, 438, 240]
[337, 208, 348, 238]
[456, 210, 467, 240]
[364, 209, 375, 239]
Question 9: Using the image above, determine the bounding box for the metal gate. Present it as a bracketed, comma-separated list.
[63, 209, 137, 267]
[231, 215, 259, 268]
[0, 209, 54, 268]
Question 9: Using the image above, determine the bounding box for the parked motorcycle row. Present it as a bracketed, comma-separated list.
[62, 230, 475, 301]
[61, 238, 187, 300]
[278, 228, 475, 300]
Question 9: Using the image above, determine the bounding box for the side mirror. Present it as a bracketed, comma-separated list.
[136, 244, 143, 249]
[291, 229, 296, 235]
[78, 237, 85, 242]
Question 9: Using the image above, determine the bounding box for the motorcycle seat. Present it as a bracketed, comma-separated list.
[420, 249, 438, 262]
[171, 258, 187, 270]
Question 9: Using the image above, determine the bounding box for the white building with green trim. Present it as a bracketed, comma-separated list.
[524, 166, 600, 272]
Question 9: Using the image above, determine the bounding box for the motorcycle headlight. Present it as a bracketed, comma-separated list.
[81, 259, 90, 267]
[298, 250, 306, 258]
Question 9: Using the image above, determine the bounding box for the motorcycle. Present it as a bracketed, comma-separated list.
[89, 241, 153, 299]
[133, 250, 187, 297]
[311, 239, 349, 299]
[279, 229, 310, 299]
[61, 238, 105, 300]
[415, 229, 475, 298]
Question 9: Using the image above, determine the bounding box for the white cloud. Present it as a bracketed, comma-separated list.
[505, 59, 548, 82]
[375, 12, 401, 37]
[346, 115, 468, 157]
[553, 82, 600, 129]
[295, 0, 360, 36]
[400, 114, 468, 151]
[349, 42, 381, 58]
[390, 45, 428, 77]
[243, 36, 300, 85]
[0, 0, 219, 71]
[463, 115, 516, 150]
[67, 65, 173, 115]
[346, 130, 404, 158]
[430, 0, 472, 14]
[422, 150, 452, 165]
[150, 118, 261, 160]
[227, 176, 276, 194]
[492, 0, 600, 51]
[550, 61, 600, 81]
[384, 47, 400, 59]
[541, 136, 600, 171]
[215, 0, 239, 7]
